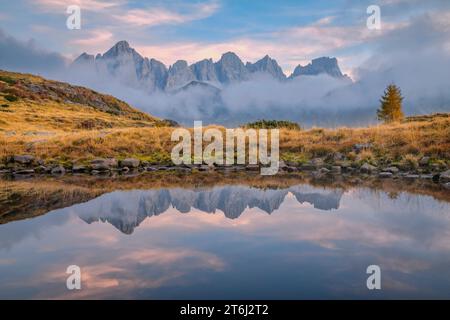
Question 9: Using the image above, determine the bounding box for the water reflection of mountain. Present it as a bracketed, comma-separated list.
[77, 185, 343, 234]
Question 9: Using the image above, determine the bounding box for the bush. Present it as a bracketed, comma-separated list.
[244, 120, 301, 130]
[4, 94, 18, 102]
[0, 75, 17, 85]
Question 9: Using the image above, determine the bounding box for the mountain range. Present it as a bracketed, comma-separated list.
[71, 40, 348, 93]
[76, 184, 344, 234]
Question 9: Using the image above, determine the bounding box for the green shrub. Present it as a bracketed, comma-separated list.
[244, 119, 301, 130]
[4, 94, 18, 102]
[0, 75, 17, 85]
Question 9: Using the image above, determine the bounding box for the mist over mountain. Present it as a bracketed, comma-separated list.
[1, 9, 450, 127]
[70, 40, 346, 92]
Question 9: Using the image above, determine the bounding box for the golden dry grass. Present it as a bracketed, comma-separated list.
[1, 114, 448, 166]
[1, 70, 449, 166]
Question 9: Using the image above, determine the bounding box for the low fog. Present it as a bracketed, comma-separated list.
[1, 12, 449, 128]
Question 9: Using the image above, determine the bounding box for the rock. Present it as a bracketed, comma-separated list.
[0, 169, 10, 174]
[198, 164, 211, 171]
[245, 164, 260, 171]
[353, 143, 372, 153]
[360, 163, 377, 173]
[51, 165, 65, 175]
[333, 152, 345, 161]
[120, 158, 140, 168]
[379, 172, 393, 178]
[14, 169, 35, 175]
[72, 165, 87, 172]
[12, 155, 34, 164]
[285, 166, 297, 172]
[384, 166, 399, 174]
[439, 169, 450, 183]
[145, 167, 157, 171]
[121, 166, 130, 172]
[405, 174, 420, 179]
[300, 164, 315, 171]
[331, 166, 341, 174]
[420, 174, 433, 179]
[278, 160, 287, 169]
[34, 165, 47, 173]
[419, 156, 430, 166]
[319, 167, 330, 174]
[91, 170, 100, 175]
[91, 158, 117, 171]
[443, 182, 450, 190]
[311, 158, 324, 167]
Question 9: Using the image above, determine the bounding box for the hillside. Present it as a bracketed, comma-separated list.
[0, 69, 170, 132]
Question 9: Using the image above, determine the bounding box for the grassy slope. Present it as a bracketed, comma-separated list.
[0, 69, 165, 132]
[0, 70, 449, 167]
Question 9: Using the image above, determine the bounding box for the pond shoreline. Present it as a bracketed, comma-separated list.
[1, 158, 450, 189]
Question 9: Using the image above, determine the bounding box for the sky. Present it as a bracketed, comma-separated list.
[1, 0, 450, 126]
[1, 0, 449, 77]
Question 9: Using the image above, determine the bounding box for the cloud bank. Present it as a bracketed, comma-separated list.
[1, 9, 450, 127]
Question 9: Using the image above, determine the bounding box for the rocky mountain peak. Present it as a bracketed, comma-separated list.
[290, 56, 344, 78]
[215, 52, 249, 83]
[246, 55, 286, 80]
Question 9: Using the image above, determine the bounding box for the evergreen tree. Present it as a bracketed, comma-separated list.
[377, 84, 404, 123]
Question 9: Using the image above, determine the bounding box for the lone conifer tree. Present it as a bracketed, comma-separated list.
[377, 84, 404, 123]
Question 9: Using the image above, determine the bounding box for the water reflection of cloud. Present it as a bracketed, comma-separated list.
[1, 183, 450, 299]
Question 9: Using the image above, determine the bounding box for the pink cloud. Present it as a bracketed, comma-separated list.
[113, 1, 220, 27]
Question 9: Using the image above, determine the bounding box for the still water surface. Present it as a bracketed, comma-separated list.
[0, 179, 449, 299]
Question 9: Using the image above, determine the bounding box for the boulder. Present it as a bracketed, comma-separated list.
[331, 166, 341, 174]
[12, 155, 34, 164]
[379, 172, 393, 178]
[120, 158, 140, 168]
[384, 166, 399, 174]
[245, 164, 260, 171]
[51, 165, 65, 175]
[34, 165, 47, 173]
[311, 158, 324, 167]
[360, 163, 377, 173]
[72, 165, 87, 172]
[300, 163, 315, 171]
[419, 156, 430, 166]
[319, 167, 330, 174]
[91, 158, 117, 171]
[439, 169, 450, 183]
[14, 169, 35, 175]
